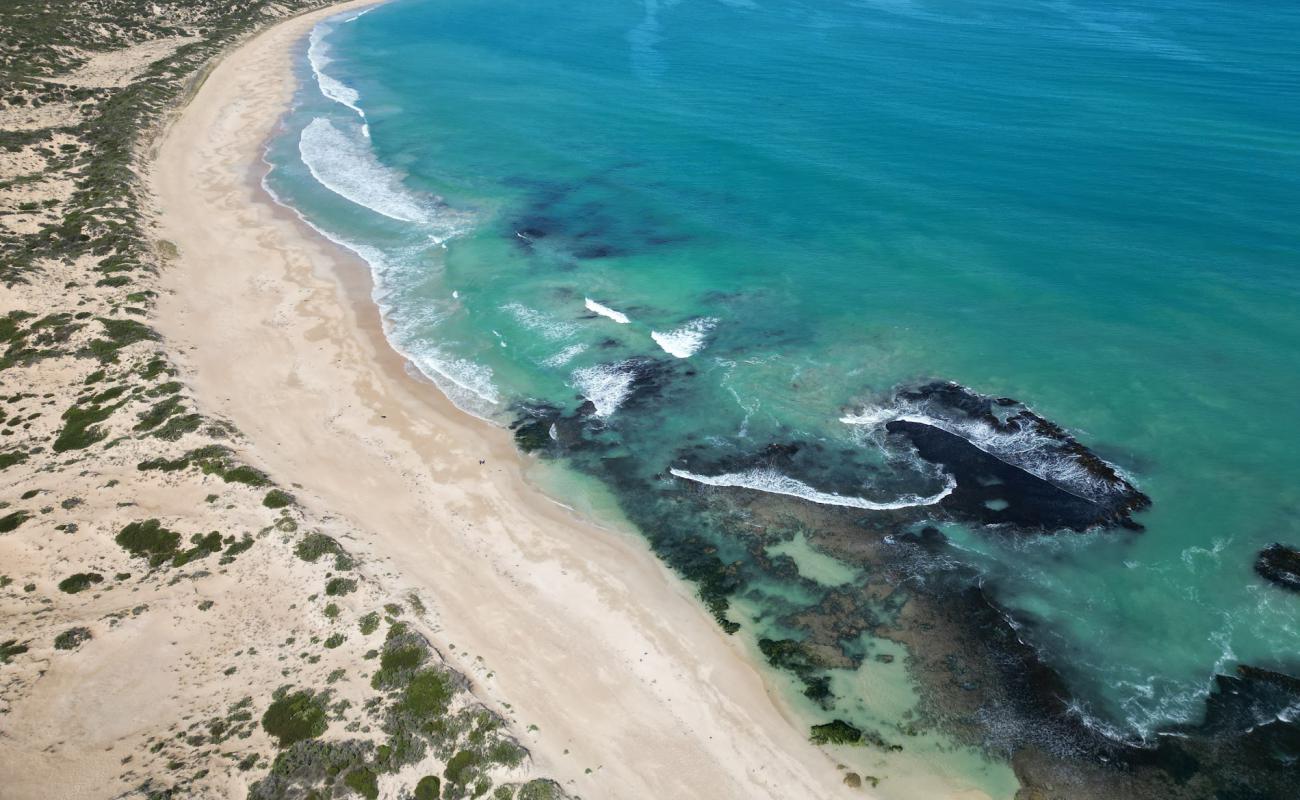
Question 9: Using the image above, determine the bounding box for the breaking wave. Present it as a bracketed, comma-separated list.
[571, 361, 637, 418]
[585, 297, 630, 324]
[651, 317, 717, 358]
[299, 117, 438, 225]
[308, 19, 370, 136]
[670, 467, 956, 510]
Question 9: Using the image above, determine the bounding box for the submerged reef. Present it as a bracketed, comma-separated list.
[515, 375, 1298, 798]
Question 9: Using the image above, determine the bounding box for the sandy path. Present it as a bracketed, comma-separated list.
[150, 2, 868, 797]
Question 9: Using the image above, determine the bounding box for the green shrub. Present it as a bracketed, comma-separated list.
[414, 776, 441, 800]
[371, 642, 427, 690]
[263, 489, 294, 509]
[325, 577, 357, 597]
[444, 750, 481, 788]
[517, 780, 563, 800]
[358, 612, 380, 636]
[0, 450, 28, 471]
[343, 767, 378, 799]
[261, 688, 329, 748]
[0, 509, 31, 533]
[54, 626, 92, 650]
[324, 633, 345, 649]
[398, 669, 454, 719]
[295, 533, 342, 563]
[115, 519, 180, 567]
[58, 572, 103, 593]
[171, 531, 223, 567]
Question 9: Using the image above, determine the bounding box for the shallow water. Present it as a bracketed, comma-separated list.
[266, 0, 1300, 795]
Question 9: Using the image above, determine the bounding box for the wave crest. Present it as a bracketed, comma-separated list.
[670, 467, 955, 510]
[572, 361, 637, 418]
[585, 297, 630, 324]
[651, 317, 717, 358]
[308, 20, 369, 136]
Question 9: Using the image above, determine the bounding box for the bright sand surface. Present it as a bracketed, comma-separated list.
[148, 2, 932, 798]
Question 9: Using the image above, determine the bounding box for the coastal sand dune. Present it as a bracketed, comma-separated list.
[149, 3, 898, 797]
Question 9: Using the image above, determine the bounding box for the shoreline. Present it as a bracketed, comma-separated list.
[147, 3, 911, 797]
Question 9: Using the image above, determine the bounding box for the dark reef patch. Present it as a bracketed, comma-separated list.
[502, 174, 689, 264]
[1255, 543, 1300, 592]
[508, 373, 1300, 797]
[887, 419, 1141, 531]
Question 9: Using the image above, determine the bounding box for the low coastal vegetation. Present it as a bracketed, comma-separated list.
[0, 0, 569, 796]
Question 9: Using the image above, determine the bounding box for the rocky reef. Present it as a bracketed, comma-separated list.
[1255, 543, 1300, 592]
[878, 382, 1152, 531]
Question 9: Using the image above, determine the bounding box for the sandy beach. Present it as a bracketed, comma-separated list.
[150, 3, 879, 797]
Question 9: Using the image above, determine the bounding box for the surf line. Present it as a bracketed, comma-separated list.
[670, 467, 956, 511]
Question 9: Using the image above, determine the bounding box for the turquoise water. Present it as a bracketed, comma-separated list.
[267, 0, 1300, 794]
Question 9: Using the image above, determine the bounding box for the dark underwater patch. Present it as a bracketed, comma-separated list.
[502, 175, 690, 263]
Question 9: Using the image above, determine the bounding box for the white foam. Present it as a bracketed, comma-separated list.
[670, 467, 955, 510]
[841, 389, 1133, 503]
[571, 361, 637, 418]
[501, 303, 579, 341]
[541, 343, 588, 368]
[585, 297, 630, 324]
[299, 117, 439, 225]
[321, 240, 500, 409]
[260, 177, 499, 417]
[651, 317, 717, 358]
[307, 21, 369, 136]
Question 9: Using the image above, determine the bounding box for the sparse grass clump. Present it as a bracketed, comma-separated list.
[53, 395, 125, 452]
[136, 445, 270, 486]
[1, 639, 29, 663]
[0, 450, 28, 471]
[82, 317, 157, 362]
[220, 534, 255, 564]
[247, 739, 374, 800]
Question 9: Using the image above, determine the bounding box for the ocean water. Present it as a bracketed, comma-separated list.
[265, 0, 1300, 795]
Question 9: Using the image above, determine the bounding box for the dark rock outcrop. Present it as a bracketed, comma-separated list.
[1255, 543, 1300, 591]
[879, 381, 1151, 531]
